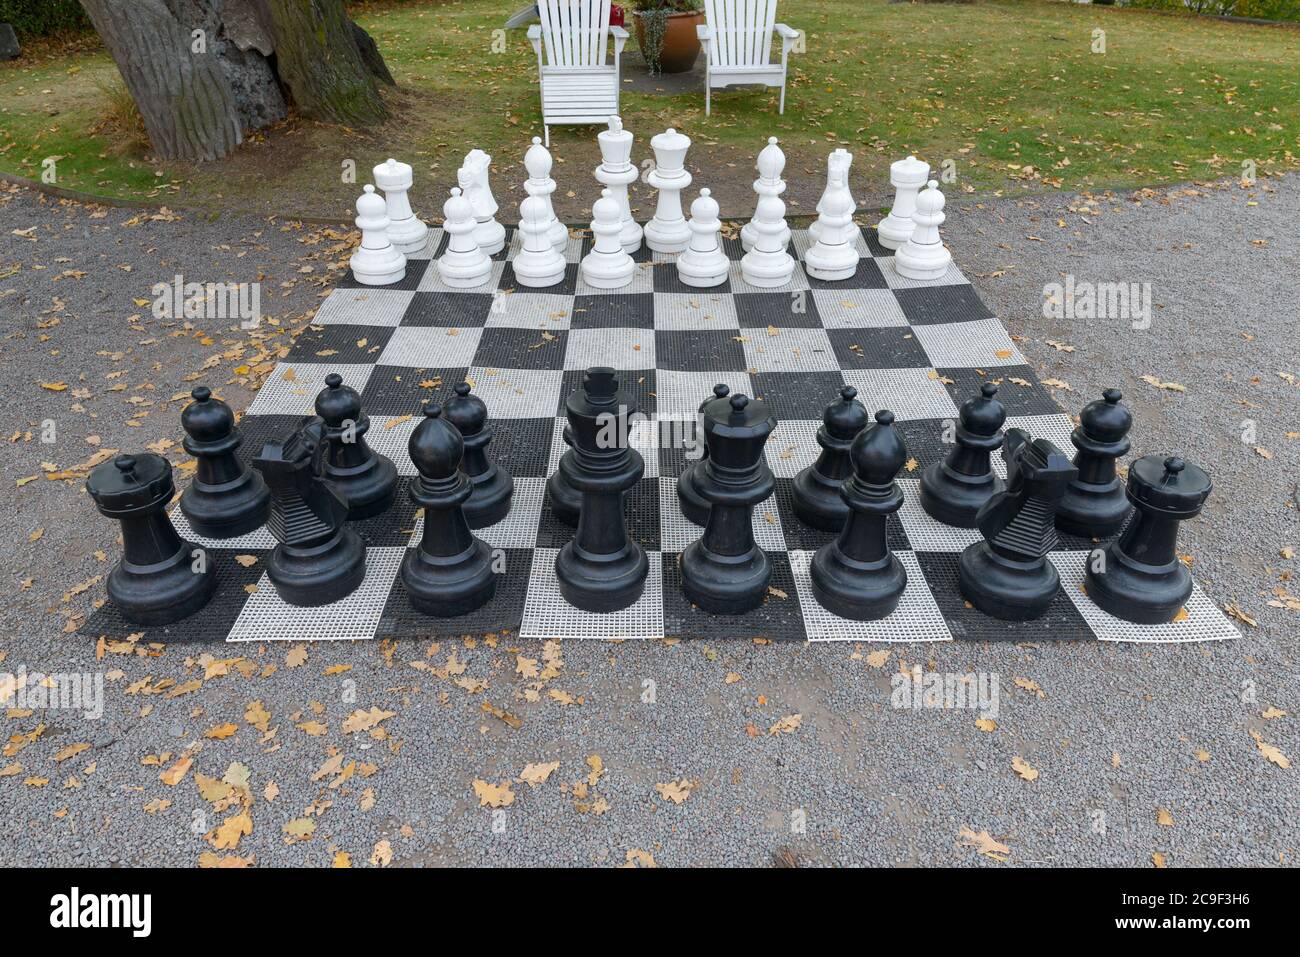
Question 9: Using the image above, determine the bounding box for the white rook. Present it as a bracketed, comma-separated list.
[877, 155, 930, 250]
[373, 157, 429, 257]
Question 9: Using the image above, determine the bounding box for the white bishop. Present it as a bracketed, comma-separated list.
[524, 136, 568, 253]
[741, 137, 791, 253]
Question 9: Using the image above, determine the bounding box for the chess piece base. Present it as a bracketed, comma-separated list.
[328, 455, 398, 521]
[618, 221, 643, 254]
[266, 526, 366, 607]
[875, 215, 914, 250]
[107, 544, 217, 626]
[676, 463, 711, 527]
[1084, 548, 1192, 624]
[401, 537, 497, 617]
[804, 245, 859, 282]
[894, 244, 952, 282]
[514, 259, 566, 288]
[388, 221, 430, 257]
[474, 222, 506, 255]
[644, 220, 691, 254]
[676, 257, 728, 288]
[439, 263, 492, 288]
[464, 470, 514, 529]
[810, 544, 906, 621]
[741, 252, 795, 288]
[180, 471, 271, 539]
[957, 542, 1059, 622]
[680, 539, 771, 615]
[556, 540, 648, 613]
[1056, 481, 1132, 539]
[580, 258, 635, 289]
[792, 466, 849, 532]
[919, 462, 1005, 529]
[351, 247, 406, 286]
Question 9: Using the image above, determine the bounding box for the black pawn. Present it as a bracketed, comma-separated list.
[680, 393, 778, 615]
[677, 383, 731, 527]
[444, 382, 514, 528]
[810, 410, 908, 620]
[958, 429, 1077, 622]
[401, 405, 497, 617]
[1085, 455, 1211, 624]
[546, 423, 583, 526]
[253, 420, 365, 606]
[1057, 388, 1133, 538]
[555, 369, 649, 612]
[86, 453, 217, 625]
[179, 386, 270, 538]
[793, 385, 869, 531]
[314, 372, 397, 521]
[920, 382, 1006, 527]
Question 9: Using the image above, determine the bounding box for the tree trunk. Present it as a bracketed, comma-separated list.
[82, 0, 393, 163]
[80, 0, 287, 163]
[262, 0, 388, 125]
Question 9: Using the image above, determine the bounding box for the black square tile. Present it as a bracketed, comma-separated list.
[658, 424, 704, 479]
[571, 293, 655, 328]
[827, 327, 931, 369]
[499, 261, 578, 296]
[937, 367, 1063, 417]
[482, 416, 555, 479]
[913, 551, 1093, 642]
[491, 226, 518, 262]
[338, 257, 429, 292]
[652, 262, 732, 294]
[655, 329, 746, 371]
[805, 256, 887, 290]
[360, 365, 467, 416]
[895, 285, 994, 325]
[377, 546, 530, 638]
[662, 551, 804, 641]
[735, 292, 823, 328]
[472, 326, 569, 370]
[352, 476, 420, 547]
[285, 323, 393, 364]
[895, 417, 958, 474]
[862, 226, 892, 259]
[400, 291, 495, 327]
[751, 371, 848, 419]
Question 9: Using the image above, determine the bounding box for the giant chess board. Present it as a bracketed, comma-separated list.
[83, 225, 1238, 644]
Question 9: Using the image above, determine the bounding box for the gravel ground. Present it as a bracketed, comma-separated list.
[0, 174, 1295, 868]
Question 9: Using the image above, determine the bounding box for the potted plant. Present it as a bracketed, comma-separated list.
[632, 0, 703, 75]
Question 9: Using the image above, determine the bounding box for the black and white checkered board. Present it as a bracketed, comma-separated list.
[83, 224, 1237, 645]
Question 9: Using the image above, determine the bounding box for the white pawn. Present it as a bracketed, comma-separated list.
[581, 189, 635, 289]
[373, 157, 429, 256]
[514, 195, 566, 288]
[595, 116, 642, 253]
[741, 137, 791, 254]
[676, 188, 728, 289]
[804, 152, 861, 282]
[877, 155, 930, 250]
[644, 127, 693, 254]
[461, 149, 506, 255]
[524, 136, 567, 253]
[808, 148, 855, 245]
[894, 180, 953, 282]
[740, 192, 795, 288]
[436, 186, 492, 288]
[350, 185, 406, 286]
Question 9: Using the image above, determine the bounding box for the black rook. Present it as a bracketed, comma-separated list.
[87, 453, 217, 625]
[179, 386, 270, 538]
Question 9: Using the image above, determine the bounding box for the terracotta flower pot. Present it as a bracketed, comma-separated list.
[634, 10, 704, 74]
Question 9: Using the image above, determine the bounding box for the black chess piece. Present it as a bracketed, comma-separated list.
[920, 382, 1006, 528]
[178, 386, 270, 538]
[546, 423, 583, 526]
[314, 372, 398, 521]
[680, 393, 778, 615]
[444, 382, 514, 529]
[793, 385, 869, 532]
[677, 383, 731, 527]
[86, 453, 217, 625]
[810, 410, 908, 620]
[1084, 455, 1211, 624]
[958, 429, 1077, 622]
[554, 369, 649, 612]
[1057, 388, 1133, 538]
[253, 420, 366, 606]
[401, 405, 498, 616]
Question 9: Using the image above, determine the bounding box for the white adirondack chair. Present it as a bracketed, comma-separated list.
[697, 0, 800, 116]
[527, 0, 629, 146]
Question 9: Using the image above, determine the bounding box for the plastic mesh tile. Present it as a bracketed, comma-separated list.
[563, 326, 656, 370]
[912, 318, 1026, 368]
[742, 327, 841, 373]
[653, 370, 754, 417]
[841, 367, 962, 421]
[169, 508, 277, 550]
[247, 363, 374, 416]
[893, 478, 984, 552]
[652, 291, 740, 330]
[465, 367, 565, 419]
[377, 325, 483, 368]
[765, 420, 822, 478]
[879, 256, 970, 289]
[520, 547, 664, 639]
[313, 288, 416, 327]
[407, 476, 545, 550]
[658, 476, 786, 552]
[483, 291, 577, 329]
[811, 288, 910, 328]
[791, 550, 954, 642]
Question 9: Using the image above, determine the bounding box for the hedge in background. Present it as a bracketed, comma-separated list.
[0, 0, 91, 39]
[1127, 0, 1300, 21]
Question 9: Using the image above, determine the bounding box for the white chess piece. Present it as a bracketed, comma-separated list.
[808, 148, 855, 245]
[644, 127, 693, 254]
[349, 185, 406, 286]
[373, 157, 429, 257]
[524, 136, 567, 253]
[436, 186, 492, 288]
[804, 152, 861, 282]
[595, 116, 643, 253]
[877, 155, 930, 250]
[581, 188, 635, 289]
[740, 191, 795, 288]
[676, 188, 729, 289]
[740, 137, 791, 253]
[514, 195, 567, 288]
[461, 148, 506, 254]
[894, 180, 953, 282]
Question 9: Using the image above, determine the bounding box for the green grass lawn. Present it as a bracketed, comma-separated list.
[1, 0, 1297, 212]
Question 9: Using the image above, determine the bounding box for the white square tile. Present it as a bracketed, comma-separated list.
[653, 370, 754, 418]
[659, 476, 786, 552]
[912, 318, 1025, 368]
[894, 478, 984, 552]
[378, 325, 483, 368]
[563, 327, 656, 370]
[520, 547, 664, 639]
[364, 414, 420, 475]
[742, 327, 840, 373]
[484, 291, 576, 329]
[247, 363, 373, 416]
[408, 476, 545, 550]
[791, 550, 953, 642]
[766, 420, 822, 478]
[812, 288, 909, 328]
[312, 288, 415, 327]
[466, 367, 565, 419]
[842, 368, 961, 421]
[653, 291, 740, 330]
